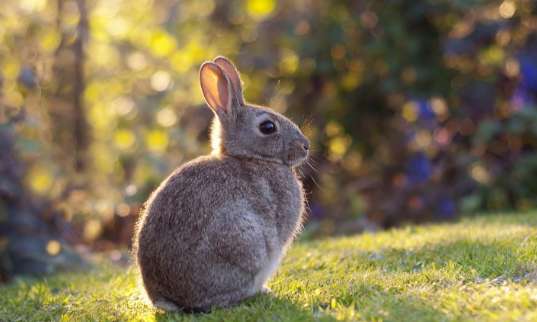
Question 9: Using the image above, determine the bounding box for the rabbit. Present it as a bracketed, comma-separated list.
[133, 56, 310, 312]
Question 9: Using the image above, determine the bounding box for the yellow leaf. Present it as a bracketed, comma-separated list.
[402, 102, 418, 122]
[3, 58, 20, 80]
[480, 46, 504, 66]
[341, 71, 362, 90]
[39, 31, 61, 52]
[150, 30, 176, 57]
[329, 135, 352, 160]
[246, 0, 276, 20]
[146, 129, 169, 153]
[114, 129, 136, 150]
[279, 49, 299, 74]
[325, 121, 343, 137]
[27, 165, 53, 194]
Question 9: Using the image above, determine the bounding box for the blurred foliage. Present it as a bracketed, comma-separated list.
[0, 0, 537, 252]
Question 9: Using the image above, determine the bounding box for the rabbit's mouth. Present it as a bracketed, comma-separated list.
[288, 155, 308, 167]
[286, 148, 309, 167]
[285, 137, 309, 167]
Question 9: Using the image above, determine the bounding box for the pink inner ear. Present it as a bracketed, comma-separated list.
[200, 63, 231, 113]
[217, 76, 230, 113]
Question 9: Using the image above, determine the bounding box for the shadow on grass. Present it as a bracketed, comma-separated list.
[153, 287, 452, 322]
[153, 292, 338, 322]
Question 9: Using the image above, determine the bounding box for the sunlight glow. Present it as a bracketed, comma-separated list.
[46, 240, 62, 256]
[156, 107, 177, 127]
[499, 1, 516, 19]
[431, 97, 448, 120]
[117, 203, 130, 217]
[414, 130, 432, 150]
[127, 52, 147, 70]
[150, 70, 171, 92]
[471, 164, 491, 184]
[505, 59, 520, 77]
[19, 0, 46, 12]
[84, 219, 102, 241]
[114, 97, 135, 116]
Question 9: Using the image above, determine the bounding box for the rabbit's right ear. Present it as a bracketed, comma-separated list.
[200, 62, 232, 116]
[214, 56, 244, 106]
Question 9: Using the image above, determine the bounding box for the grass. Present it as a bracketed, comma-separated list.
[1, 212, 537, 322]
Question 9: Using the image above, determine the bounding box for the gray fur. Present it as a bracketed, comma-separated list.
[133, 57, 309, 311]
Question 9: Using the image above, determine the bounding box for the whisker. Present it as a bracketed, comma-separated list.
[305, 155, 321, 172]
[305, 160, 319, 173]
[308, 156, 320, 166]
[297, 168, 306, 179]
[305, 166, 322, 191]
[310, 175, 322, 191]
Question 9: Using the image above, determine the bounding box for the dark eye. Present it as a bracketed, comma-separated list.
[259, 120, 277, 135]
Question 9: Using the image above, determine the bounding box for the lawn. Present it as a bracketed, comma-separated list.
[1, 212, 537, 322]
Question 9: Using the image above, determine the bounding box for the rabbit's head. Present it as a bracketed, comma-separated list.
[199, 56, 309, 167]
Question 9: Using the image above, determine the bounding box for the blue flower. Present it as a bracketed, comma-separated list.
[511, 86, 533, 109]
[406, 152, 432, 184]
[520, 56, 537, 92]
[417, 100, 435, 121]
[436, 197, 456, 218]
[18, 67, 37, 89]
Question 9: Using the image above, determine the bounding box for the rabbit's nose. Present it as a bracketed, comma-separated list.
[292, 137, 309, 154]
[298, 138, 309, 152]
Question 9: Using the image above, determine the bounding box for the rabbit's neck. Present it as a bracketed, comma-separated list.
[223, 152, 289, 168]
[227, 154, 304, 243]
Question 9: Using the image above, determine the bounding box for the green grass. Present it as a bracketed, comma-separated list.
[2, 213, 537, 321]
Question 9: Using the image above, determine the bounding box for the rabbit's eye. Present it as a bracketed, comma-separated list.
[259, 120, 277, 135]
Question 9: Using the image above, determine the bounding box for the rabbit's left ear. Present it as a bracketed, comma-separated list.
[200, 62, 232, 116]
[214, 56, 245, 106]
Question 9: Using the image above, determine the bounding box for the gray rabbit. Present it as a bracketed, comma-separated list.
[133, 56, 309, 312]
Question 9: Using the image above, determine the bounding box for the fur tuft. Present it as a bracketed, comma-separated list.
[210, 118, 223, 156]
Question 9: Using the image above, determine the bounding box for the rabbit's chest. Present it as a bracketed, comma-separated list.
[253, 173, 303, 243]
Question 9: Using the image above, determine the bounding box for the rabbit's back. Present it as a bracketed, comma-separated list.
[135, 154, 304, 308]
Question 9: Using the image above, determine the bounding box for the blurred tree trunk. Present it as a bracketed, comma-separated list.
[50, 0, 89, 175]
[73, 0, 89, 172]
[0, 0, 89, 282]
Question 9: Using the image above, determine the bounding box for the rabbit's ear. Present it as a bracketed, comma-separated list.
[214, 56, 245, 106]
[200, 62, 232, 115]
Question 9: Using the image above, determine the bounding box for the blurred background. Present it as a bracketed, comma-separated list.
[1, 0, 537, 280]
